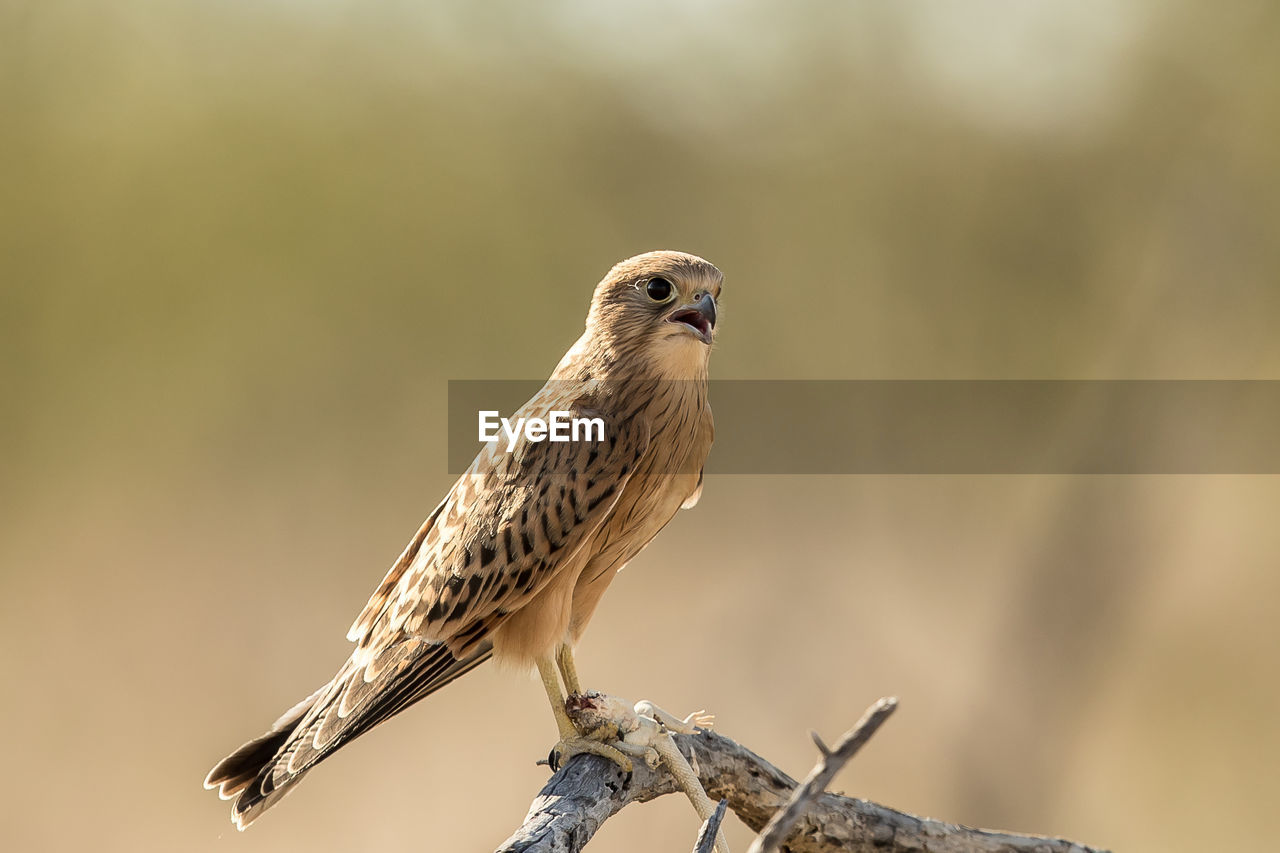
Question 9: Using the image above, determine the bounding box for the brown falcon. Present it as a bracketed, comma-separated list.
[205, 250, 721, 828]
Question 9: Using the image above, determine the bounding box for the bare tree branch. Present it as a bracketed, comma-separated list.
[495, 743, 681, 853]
[496, 702, 1108, 853]
[747, 696, 897, 853]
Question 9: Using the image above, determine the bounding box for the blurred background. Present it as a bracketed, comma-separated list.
[2, 1, 1278, 851]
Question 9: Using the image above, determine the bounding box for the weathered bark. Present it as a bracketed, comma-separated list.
[496, 726, 1107, 853]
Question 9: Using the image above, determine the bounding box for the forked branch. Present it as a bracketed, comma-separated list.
[496, 698, 1107, 853]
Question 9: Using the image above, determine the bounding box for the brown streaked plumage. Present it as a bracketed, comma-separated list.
[205, 250, 721, 828]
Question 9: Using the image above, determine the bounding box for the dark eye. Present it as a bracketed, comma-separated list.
[645, 278, 673, 302]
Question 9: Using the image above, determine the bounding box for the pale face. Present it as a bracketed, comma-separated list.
[580, 250, 723, 379]
[623, 268, 720, 376]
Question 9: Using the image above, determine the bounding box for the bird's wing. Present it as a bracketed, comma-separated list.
[681, 469, 704, 509]
[212, 637, 495, 828]
[236, 401, 652, 803]
[348, 399, 650, 657]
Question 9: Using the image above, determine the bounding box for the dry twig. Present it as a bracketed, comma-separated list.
[747, 696, 897, 853]
[693, 800, 729, 853]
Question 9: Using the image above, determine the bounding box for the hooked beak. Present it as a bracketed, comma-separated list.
[666, 292, 717, 344]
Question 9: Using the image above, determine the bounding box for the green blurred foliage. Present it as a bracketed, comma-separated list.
[1, 2, 1278, 852]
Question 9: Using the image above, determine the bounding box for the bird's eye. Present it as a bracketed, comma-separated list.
[645, 278, 674, 302]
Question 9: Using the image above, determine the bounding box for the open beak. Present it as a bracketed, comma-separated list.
[666, 292, 717, 344]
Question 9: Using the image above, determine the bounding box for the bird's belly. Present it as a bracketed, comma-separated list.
[566, 469, 701, 638]
[489, 565, 579, 669]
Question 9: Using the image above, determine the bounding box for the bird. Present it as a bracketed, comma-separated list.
[204, 250, 722, 828]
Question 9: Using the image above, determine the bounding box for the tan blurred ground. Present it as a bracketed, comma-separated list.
[2, 2, 1278, 852]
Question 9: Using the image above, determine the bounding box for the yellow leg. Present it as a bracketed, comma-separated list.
[536, 654, 577, 740]
[556, 643, 582, 695]
[535, 652, 633, 774]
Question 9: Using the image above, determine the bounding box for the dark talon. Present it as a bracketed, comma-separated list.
[547, 748, 561, 772]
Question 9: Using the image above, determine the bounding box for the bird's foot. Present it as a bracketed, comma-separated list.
[548, 691, 727, 849]
[562, 692, 728, 853]
[544, 735, 635, 774]
[536, 691, 638, 775]
[535, 692, 635, 774]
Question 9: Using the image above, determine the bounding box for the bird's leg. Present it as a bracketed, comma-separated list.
[536, 654, 578, 741]
[555, 643, 582, 695]
[535, 654, 633, 774]
[553, 644, 625, 746]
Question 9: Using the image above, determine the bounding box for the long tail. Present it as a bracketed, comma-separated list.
[204, 640, 492, 829]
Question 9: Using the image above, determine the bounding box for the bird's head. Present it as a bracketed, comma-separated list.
[582, 250, 722, 378]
